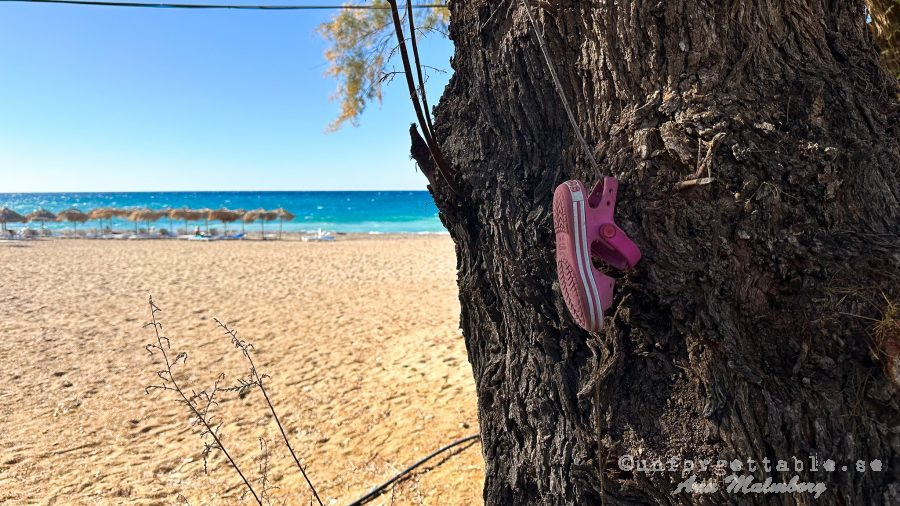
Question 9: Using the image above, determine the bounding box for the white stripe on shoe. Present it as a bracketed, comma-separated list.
[570, 188, 601, 329]
[577, 196, 603, 328]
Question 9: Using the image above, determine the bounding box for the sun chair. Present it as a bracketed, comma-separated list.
[301, 229, 336, 242]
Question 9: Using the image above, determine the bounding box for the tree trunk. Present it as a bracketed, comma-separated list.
[421, 1, 900, 504]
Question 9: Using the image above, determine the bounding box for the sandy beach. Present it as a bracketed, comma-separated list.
[0, 236, 482, 505]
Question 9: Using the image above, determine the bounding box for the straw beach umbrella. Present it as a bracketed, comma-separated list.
[108, 208, 131, 232]
[234, 208, 247, 234]
[209, 208, 242, 236]
[0, 208, 25, 232]
[244, 208, 277, 239]
[110, 208, 131, 219]
[56, 208, 89, 234]
[127, 208, 165, 234]
[274, 208, 295, 239]
[147, 210, 168, 232]
[260, 210, 278, 238]
[89, 208, 114, 232]
[161, 207, 174, 234]
[184, 209, 207, 234]
[26, 209, 56, 230]
[243, 208, 260, 236]
[144, 210, 167, 233]
[196, 208, 213, 234]
[169, 207, 194, 234]
[127, 209, 146, 234]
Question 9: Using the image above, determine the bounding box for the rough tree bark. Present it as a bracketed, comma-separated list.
[414, 1, 899, 504]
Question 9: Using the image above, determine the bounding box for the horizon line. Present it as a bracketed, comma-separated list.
[0, 189, 433, 194]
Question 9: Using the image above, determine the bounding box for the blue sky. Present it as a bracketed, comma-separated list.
[0, 2, 454, 192]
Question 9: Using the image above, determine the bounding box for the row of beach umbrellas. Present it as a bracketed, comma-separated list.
[0, 207, 296, 238]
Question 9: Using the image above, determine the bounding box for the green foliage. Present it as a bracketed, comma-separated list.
[318, 2, 449, 131]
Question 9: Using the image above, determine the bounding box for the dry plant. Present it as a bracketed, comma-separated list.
[255, 438, 277, 505]
[144, 295, 477, 505]
[873, 294, 900, 388]
[143, 296, 322, 505]
[215, 317, 324, 506]
[143, 296, 262, 503]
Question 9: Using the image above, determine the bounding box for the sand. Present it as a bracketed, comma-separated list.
[0, 236, 483, 505]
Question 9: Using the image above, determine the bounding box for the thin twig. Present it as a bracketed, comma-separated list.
[674, 132, 725, 190]
[406, 0, 435, 138]
[673, 177, 715, 190]
[386, 0, 459, 196]
[216, 319, 325, 506]
[258, 438, 278, 505]
[144, 297, 262, 505]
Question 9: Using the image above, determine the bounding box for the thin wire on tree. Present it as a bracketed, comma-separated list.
[346, 433, 480, 506]
[0, 0, 445, 9]
[520, 0, 601, 175]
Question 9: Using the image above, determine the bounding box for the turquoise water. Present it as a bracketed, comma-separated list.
[0, 191, 445, 234]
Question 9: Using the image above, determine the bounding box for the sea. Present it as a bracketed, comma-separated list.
[0, 191, 446, 234]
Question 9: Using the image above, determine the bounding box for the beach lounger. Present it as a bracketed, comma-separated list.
[301, 229, 335, 242]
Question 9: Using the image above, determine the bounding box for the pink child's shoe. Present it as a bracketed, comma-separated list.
[553, 177, 641, 331]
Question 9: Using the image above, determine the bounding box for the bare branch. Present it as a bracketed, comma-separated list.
[143, 295, 262, 505]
